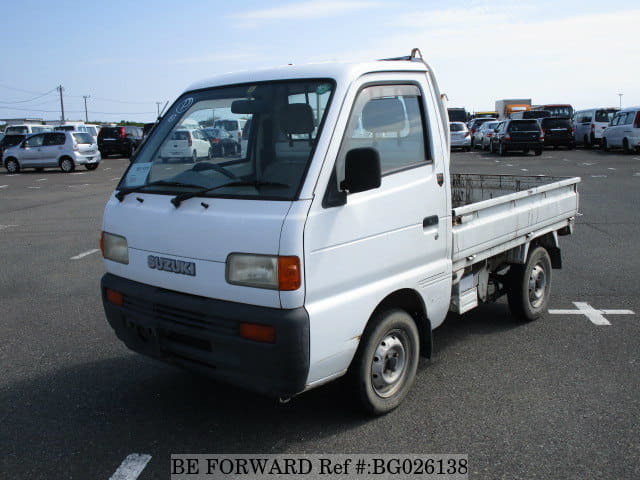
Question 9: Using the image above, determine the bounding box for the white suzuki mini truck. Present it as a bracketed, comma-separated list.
[101, 50, 580, 414]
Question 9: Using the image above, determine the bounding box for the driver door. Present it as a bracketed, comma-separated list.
[20, 134, 45, 167]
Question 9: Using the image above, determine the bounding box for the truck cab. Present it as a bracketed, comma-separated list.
[101, 51, 578, 414]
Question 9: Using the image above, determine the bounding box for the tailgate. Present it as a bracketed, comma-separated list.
[451, 174, 580, 268]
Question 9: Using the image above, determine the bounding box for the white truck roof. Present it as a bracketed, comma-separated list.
[184, 60, 429, 93]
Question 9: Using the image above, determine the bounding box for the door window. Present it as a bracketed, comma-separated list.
[24, 134, 44, 147]
[43, 133, 66, 146]
[337, 84, 429, 179]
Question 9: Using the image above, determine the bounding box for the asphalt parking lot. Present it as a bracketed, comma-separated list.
[1, 148, 639, 479]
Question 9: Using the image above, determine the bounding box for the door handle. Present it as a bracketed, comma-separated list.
[423, 215, 439, 228]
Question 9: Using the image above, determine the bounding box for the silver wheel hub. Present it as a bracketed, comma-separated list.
[371, 332, 407, 397]
[528, 264, 546, 307]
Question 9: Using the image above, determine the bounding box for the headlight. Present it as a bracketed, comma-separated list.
[226, 253, 300, 291]
[101, 231, 129, 264]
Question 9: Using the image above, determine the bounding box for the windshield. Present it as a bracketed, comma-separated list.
[5, 126, 28, 134]
[595, 110, 616, 123]
[545, 106, 572, 117]
[119, 79, 334, 200]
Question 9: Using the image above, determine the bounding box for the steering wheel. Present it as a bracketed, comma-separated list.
[191, 162, 237, 179]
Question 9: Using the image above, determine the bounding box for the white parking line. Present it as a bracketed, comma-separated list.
[0, 224, 19, 231]
[591, 175, 607, 178]
[111, 177, 120, 181]
[105, 167, 112, 170]
[607, 167, 616, 170]
[27, 186, 41, 189]
[0, 185, 7, 189]
[520, 168, 528, 172]
[549, 302, 635, 326]
[70, 248, 100, 260]
[109, 454, 152, 480]
[71, 172, 86, 175]
[36, 178, 48, 182]
[5, 174, 20, 177]
[634, 173, 640, 177]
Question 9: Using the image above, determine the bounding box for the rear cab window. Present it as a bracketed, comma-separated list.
[73, 133, 94, 144]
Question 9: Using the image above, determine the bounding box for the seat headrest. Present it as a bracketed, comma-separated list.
[278, 103, 315, 135]
[362, 97, 406, 133]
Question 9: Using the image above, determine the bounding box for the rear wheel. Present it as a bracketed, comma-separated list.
[623, 138, 633, 154]
[507, 246, 552, 321]
[584, 135, 591, 149]
[350, 309, 420, 415]
[59, 157, 75, 173]
[602, 137, 609, 152]
[192, 150, 198, 163]
[470, 138, 475, 149]
[534, 149, 542, 156]
[522, 149, 530, 154]
[489, 141, 495, 153]
[5, 158, 20, 173]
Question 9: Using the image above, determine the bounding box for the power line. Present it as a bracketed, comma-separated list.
[0, 88, 57, 104]
[0, 105, 155, 115]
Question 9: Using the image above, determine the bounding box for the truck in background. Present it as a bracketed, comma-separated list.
[495, 99, 532, 119]
[447, 107, 468, 123]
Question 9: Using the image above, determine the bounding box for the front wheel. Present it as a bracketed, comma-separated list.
[350, 309, 420, 415]
[5, 158, 20, 173]
[499, 142, 508, 156]
[507, 246, 552, 321]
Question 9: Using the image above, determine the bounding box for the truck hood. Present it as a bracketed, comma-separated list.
[102, 193, 291, 307]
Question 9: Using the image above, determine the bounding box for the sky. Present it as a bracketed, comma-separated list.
[1, 0, 639, 123]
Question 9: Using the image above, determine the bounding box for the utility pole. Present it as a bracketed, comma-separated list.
[57, 85, 65, 123]
[83, 95, 90, 123]
[618, 93, 623, 109]
[156, 102, 162, 117]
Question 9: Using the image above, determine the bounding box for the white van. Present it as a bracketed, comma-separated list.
[4, 124, 53, 135]
[100, 51, 579, 414]
[573, 108, 618, 147]
[214, 118, 246, 152]
[601, 107, 640, 153]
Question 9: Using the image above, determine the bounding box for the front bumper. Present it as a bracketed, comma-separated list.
[101, 273, 310, 397]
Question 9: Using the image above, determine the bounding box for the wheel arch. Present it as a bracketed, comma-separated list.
[369, 288, 432, 359]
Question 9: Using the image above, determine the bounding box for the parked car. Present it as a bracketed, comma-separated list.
[573, 108, 618, 147]
[159, 129, 211, 162]
[3, 131, 101, 173]
[540, 117, 575, 149]
[467, 117, 496, 149]
[98, 126, 143, 158]
[476, 121, 500, 150]
[510, 110, 550, 121]
[214, 118, 246, 153]
[4, 124, 53, 135]
[601, 107, 640, 153]
[0, 133, 27, 158]
[449, 122, 471, 151]
[489, 119, 544, 156]
[202, 127, 240, 157]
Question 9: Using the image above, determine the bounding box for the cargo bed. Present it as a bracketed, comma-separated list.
[450, 174, 580, 270]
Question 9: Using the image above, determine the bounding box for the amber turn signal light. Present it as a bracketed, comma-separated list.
[105, 288, 124, 306]
[278, 256, 301, 291]
[239, 323, 276, 343]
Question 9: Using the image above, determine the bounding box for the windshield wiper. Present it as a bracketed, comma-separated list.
[170, 180, 290, 208]
[115, 180, 206, 202]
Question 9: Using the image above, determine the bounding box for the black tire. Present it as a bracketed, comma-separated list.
[85, 164, 99, 171]
[507, 246, 552, 321]
[568, 143, 575, 150]
[534, 149, 542, 156]
[350, 309, 420, 415]
[499, 142, 508, 156]
[470, 138, 475, 149]
[5, 157, 20, 173]
[465, 146, 471, 152]
[522, 149, 530, 154]
[590, 133, 596, 147]
[623, 138, 632, 154]
[584, 135, 591, 149]
[59, 157, 75, 173]
[489, 141, 495, 153]
[192, 150, 198, 163]
[35, 167, 44, 172]
[128, 145, 135, 158]
[601, 137, 609, 152]
[207, 148, 213, 160]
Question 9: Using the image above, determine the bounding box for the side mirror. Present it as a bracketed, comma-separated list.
[340, 147, 381, 194]
[20, 142, 27, 148]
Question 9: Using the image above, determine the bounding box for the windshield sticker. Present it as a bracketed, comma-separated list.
[316, 83, 331, 95]
[166, 113, 178, 124]
[176, 97, 194, 114]
[125, 162, 153, 187]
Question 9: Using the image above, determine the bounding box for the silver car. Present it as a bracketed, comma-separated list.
[449, 122, 471, 151]
[2, 131, 101, 173]
[477, 121, 500, 150]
